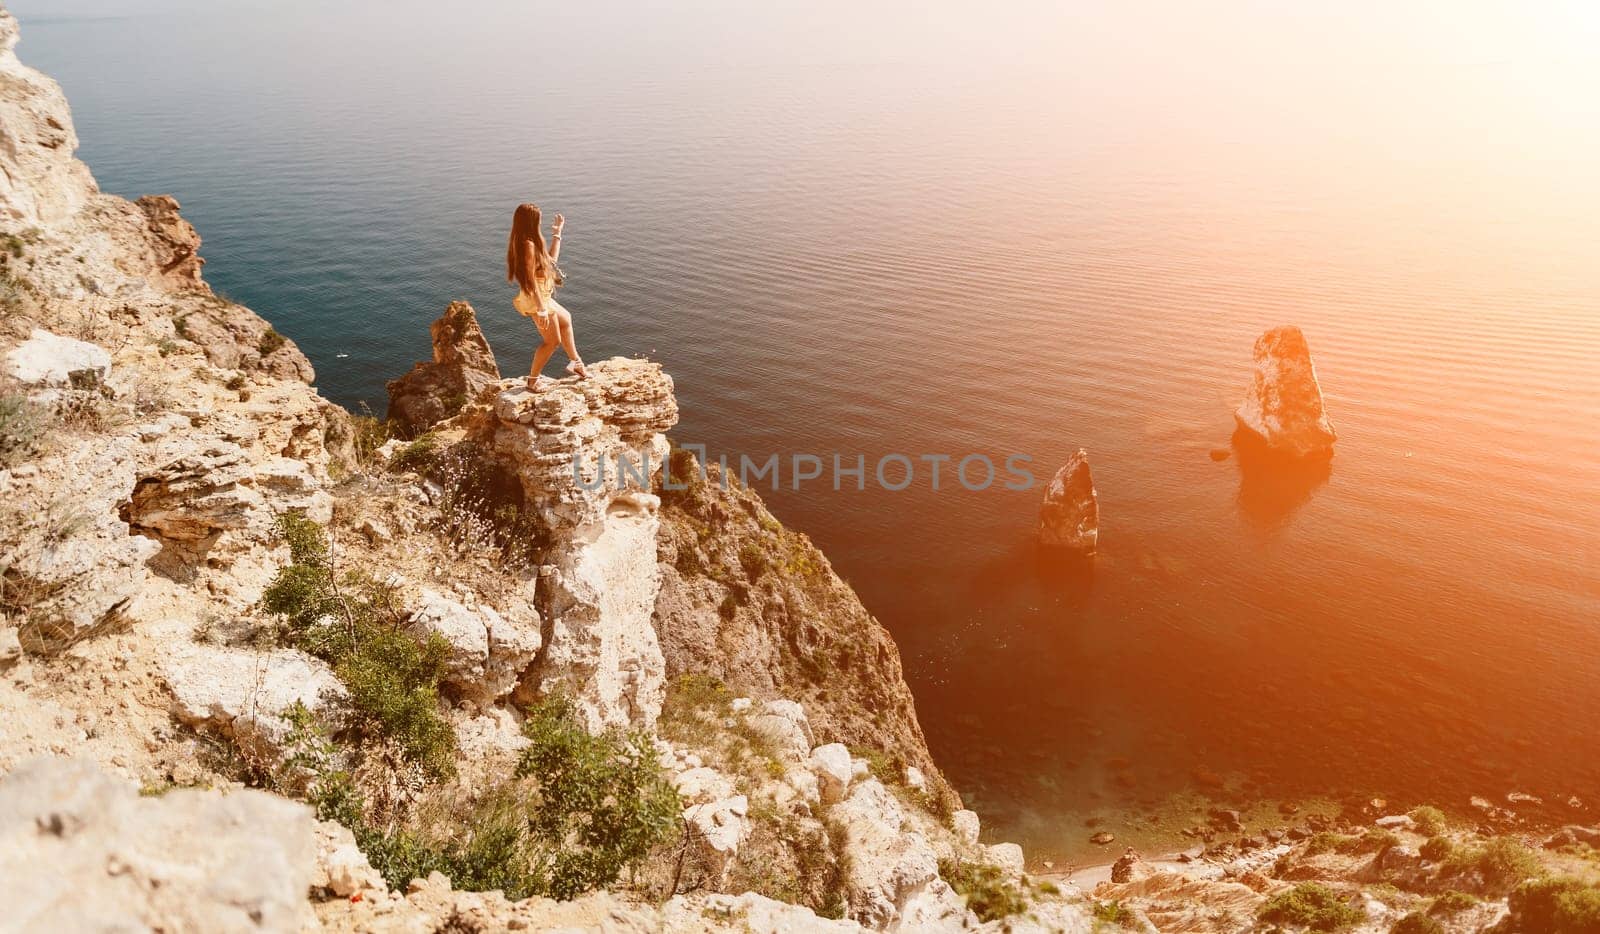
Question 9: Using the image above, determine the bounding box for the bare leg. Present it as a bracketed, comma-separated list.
[557, 309, 588, 378]
[528, 317, 559, 388]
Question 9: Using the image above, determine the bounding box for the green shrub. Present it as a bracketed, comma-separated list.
[514, 696, 681, 899]
[1493, 877, 1600, 933]
[259, 513, 456, 776]
[1444, 837, 1542, 894]
[940, 858, 1028, 923]
[1258, 883, 1365, 931]
[1392, 911, 1446, 934]
[1409, 806, 1448, 836]
[389, 432, 439, 473]
[1430, 890, 1478, 914]
[336, 629, 455, 776]
[1307, 832, 1351, 856]
[1420, 836, 1454, 863]
[738, 540, 770, 579]
[356, 794, 544, 898]
[258, 328, 287, 355]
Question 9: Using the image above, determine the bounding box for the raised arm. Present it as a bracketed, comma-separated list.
[549, 213, 565, 263]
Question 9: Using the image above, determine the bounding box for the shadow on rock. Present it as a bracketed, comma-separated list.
[1232, 427, 1332, 532]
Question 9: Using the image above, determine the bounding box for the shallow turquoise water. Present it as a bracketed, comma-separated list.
[15, 0, 1600, 860]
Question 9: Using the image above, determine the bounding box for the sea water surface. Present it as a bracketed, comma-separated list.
[15, 0, 1600, 862]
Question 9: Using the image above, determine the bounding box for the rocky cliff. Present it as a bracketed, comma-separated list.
[3, 7, 1590, 933]
[0, 7, 1071, 930]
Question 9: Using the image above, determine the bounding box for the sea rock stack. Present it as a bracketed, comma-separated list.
[385, 300, 501, 436]
[1038, 449, 1099, 554]
[1234, 326, 1337, 459]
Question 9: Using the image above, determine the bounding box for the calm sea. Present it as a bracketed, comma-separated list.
[16, 0, 1600, 860]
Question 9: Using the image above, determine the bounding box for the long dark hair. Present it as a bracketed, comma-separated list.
[506, 202, 550, 294]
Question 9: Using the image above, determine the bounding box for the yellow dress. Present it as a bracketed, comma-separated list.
[513, 271, 564, 324]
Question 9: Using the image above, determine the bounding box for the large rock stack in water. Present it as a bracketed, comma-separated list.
[1038, 448, 1099, 554]
[1234, 325, 1337, 459]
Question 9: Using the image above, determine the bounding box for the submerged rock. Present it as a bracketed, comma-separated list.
[1038, 448, 1099, 553]
[1234, 326, 1336, 459]
[386, 301, 502, 437]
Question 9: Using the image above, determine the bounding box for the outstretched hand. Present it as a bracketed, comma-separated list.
[552, 213, 565, 235]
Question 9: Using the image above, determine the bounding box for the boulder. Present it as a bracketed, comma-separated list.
[1234, 326, 1336, 458]
[748, 699, 814, 760]
[1037, 448, 1098, 553]
[950, 809, 982, 846]
[682, 795, 750, 880]
[987, 842, 1026, 877]
[162, 641, 347, 765]
[3, 329, 110, 388]
[385, 301, 502, 437]
[1110, 848, 1150, 884]
[831, 779, 945, 928]
[0, 757, 319, 931]
[407, 588, 541, 705]
[809, 743, 854, 804]
[4, 436, 160, 654]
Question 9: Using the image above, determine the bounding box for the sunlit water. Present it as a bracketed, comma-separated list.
[16, 0, 1599, 862]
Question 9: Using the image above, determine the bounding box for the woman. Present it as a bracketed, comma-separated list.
[507, 202, 587, 387]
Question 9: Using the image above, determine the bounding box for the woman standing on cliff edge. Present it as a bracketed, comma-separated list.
[508, 202, 588, 388]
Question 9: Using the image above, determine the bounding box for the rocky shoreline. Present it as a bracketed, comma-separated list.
[2, 6, 1598, 932]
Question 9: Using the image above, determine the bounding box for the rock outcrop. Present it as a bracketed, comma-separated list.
[1234, 325, 1337, 459]
[0, 9, 96, 226]
[386, 300, 501, 436]
[442, 361, 677, 730]
[407, 587, 541, 705]
[1037, 448, 1099, 553]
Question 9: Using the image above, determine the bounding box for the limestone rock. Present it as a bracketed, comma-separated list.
[4, 436, 159, 654]
[951, 809, 981, 847]
[385, 301, 501, 437]
[1234, 325, 1337, 458]
[660, 892, 866, 932]
[987, 842, 1026, 878]
[831, 778, 945, 928]
[683, 794, 750, 880]
[407, 588, 541, 704]
[1038, 448, 1098, 553]
[749, 699, 814, 760]
[172, 298, 315, 382]
[809, 743, 854, 804]
[458, 362, 677, 730]
[3, 329, 110, 388]
[135, 194, 206, 289]
[311, 821, 386, 898]
[124, 441, 266, 541]
[0, 757, 318, 932]
[0, 9, 97, 226]
[1110, 848, 1150, 884]
[162, 641, 346, 764]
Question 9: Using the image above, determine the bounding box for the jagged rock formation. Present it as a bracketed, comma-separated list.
[1038, 448, 1099, 553]
[385, 300, 501, 436]
[450, 362, 678, 730]
[1234, 325, 1337, 459]
[0, 12, 95, 226]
